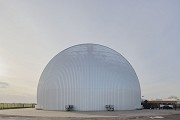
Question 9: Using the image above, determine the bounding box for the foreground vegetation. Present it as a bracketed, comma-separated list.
[0, 103, 36, 109]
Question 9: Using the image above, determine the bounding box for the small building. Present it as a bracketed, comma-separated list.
[142, 97, 179, 109]
[149, 100, 177, 109]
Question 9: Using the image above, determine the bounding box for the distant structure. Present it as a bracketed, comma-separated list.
[142, 96, 180, 109]
[150, 96, 180, 101]
[37, 44, 141, 111]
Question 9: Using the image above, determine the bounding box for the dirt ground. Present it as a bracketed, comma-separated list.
[0, 114, 180, 120]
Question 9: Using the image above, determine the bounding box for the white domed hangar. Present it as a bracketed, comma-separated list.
[37, 43, 141, 111]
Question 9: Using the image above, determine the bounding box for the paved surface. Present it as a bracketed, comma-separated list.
[0, 108, 180, 117]
[0, 114, 180, 120]
[0, 108, 180, 120]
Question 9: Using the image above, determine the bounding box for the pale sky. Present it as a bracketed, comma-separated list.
[0, 0, 180, 103]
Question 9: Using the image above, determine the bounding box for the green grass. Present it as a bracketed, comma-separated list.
[0, 103, 36, 109]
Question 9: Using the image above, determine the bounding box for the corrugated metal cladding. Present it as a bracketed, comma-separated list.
[37, 44, 141, 111]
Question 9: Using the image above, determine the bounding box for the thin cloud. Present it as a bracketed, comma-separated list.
[0, 82, 9, 88]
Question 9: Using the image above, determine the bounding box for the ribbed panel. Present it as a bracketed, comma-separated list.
[37, 44, 141, 111]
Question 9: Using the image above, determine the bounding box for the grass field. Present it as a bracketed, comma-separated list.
[0, 103, 36, 109]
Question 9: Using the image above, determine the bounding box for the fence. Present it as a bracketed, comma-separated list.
[0, 103, 36, 109]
